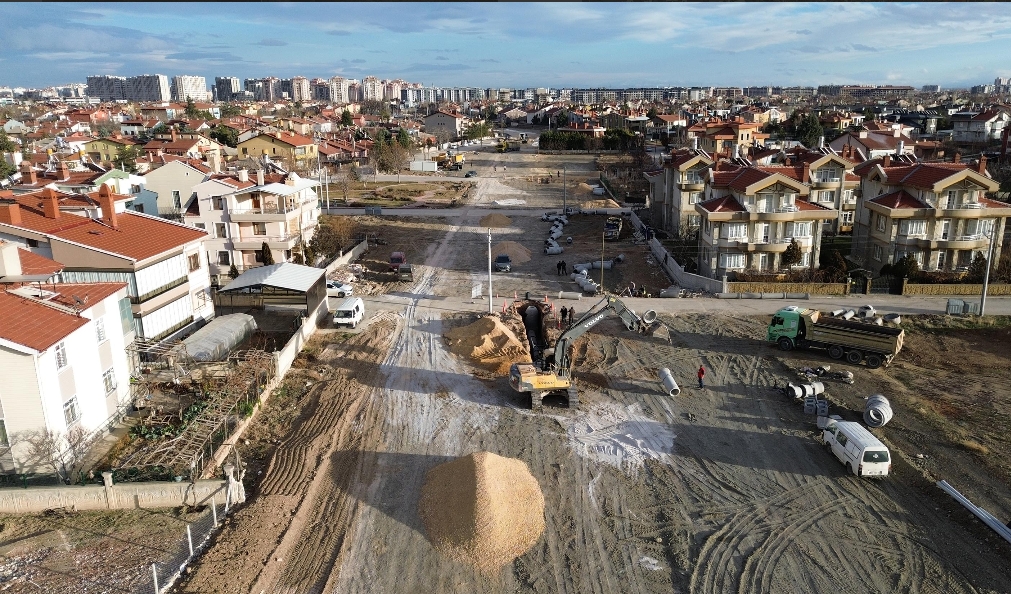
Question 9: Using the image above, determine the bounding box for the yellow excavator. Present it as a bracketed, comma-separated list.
[509, 296, 660, 410]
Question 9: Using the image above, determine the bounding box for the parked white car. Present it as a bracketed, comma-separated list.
[326, 280, 354, 297]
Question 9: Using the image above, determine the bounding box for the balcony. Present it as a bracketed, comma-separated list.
[810, 179, 841, 189]
[232, 233, 300, 250]
[230, 203, 303, 222]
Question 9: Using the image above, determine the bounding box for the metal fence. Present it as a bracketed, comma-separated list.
[143, 493, 234, 594]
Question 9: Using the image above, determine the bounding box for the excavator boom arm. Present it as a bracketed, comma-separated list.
[553, 297, 651, 375]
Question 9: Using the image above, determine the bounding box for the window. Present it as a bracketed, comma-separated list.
[937, 251, 946, 270]
[26, 238, 39, 248]
[188, 253, 201, 272]
[817, 190, 834, 203]
[941, 219, 951, 240]
[815, 168, 840, 182]
[840, 211, 854, 224]
[134, 203, 145, 213]
[719, 253, 745, 269]
[213, 197, 225, 211]
[724, 223, 747, 240]
[946, 190, 957, 207]
[899, 220, 926, 236]
[786, 222, 811, 237]
[63, 397, 80, 425]
[102, 368, 117, 394]
[95, 318, 107, 343]
[0, 420, 7, 447]
[685, 170, 704, 184]
[55, 341, 68, 369]
[843, 189, 854, 203]
[800, 251, 811, 267]
[253, 222, 267, 235]
[195, 223, 206, 230]
[688, 192, 702, 204]
[873, 245, 883, 261]
[172, 190, 182, 209]
[217, 251, 231, 266]
[215, 223, 227, 239]
[876, 215, 886, 232]
[255, 251, 264, 263]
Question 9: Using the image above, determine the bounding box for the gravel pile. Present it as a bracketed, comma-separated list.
[419, 452, 545, 573]
[445, 315, 528, 374]
[480, 213, 513, 228]
[491, 241, 532, 264]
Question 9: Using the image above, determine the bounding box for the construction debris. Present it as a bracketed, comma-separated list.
[418, 452, 545, 573]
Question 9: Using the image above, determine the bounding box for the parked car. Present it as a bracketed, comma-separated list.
[326, 280, 354, 297]
[494, 254, 512, 272]
[332, 297, 365, 329]
[465, 170, 478, 178]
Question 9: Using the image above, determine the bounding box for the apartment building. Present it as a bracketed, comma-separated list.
[215, 76, 241, 102]
[424, 111, 466, 138]
[362, 76, 383, 101]
[0, 186, 213, 342]
[852, 156, 1007, 273]
[237, 131, 318, 170]
[172, 75, 209, 102]
[951, 110, 1010, 143]
[289, 76, 311, 103]
[790, 148, 861, 234]
[143, 158, 212, 218]
[828, 128, 916, 160]
[695, 163, 837, 277]
[686, 119, 768, 157]
[0, 272, 133, 473]
[185, 169, 320, 278]
[86, 75, 128, 101]
[128, 74, 172, 102]
[646, 149, 714, 235]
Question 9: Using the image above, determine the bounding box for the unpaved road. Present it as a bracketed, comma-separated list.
[178, 202, 1011, 593]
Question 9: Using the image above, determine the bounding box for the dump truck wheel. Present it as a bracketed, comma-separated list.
[828, 345, 844, 359]
[846, 350, 863, 365]
[777, 337, 794, 351]
[865, 354, 883, 369]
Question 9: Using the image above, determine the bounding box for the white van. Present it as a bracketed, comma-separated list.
[822, 419, 891, 477]
[332, 297, 364, 329]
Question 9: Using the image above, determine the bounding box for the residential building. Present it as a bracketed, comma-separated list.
[646, 149, 714, 234]
[362, 76, 383, 101]
[922, 85, 941, 93]
[0, 272, 133, 473]
[237, 130, 318, 171]
[694, 162, 837, 277]
[83, 135, 141, 168]
[829, 128, 916, 161]
[852, 156, 1008, 273]
[128, 74, 171, 102]
[0, 186, 213, 342]
[185, 169, 320, 276]
[12, 160, 147, 198]
[290, 76, 311, 103]
[143, 158, 212, 218]
[215, 77, 241, 102]
[951, 110, 1010, 143]
[424, 111, 466, 139]
[172, 75, 209, 102]
[686, 119, 768, 157]
[86, 75, 128, 101]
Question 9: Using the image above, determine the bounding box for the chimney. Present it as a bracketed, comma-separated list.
[818, 136, 824, 149]
[209, 150, 221, 174]
[20, 161, 37, 185]
[893, 127, 901, 138]
[691, 136, 699, 151]
[0, 199, 22, 226]
[978, 155, 988, 175]
[98, 185, 118, 229]
[256, 169, 265, 186]
[171, 127, 178, 142]
[882, 155, 891, 168]
[237, 168, 249, 183]
[803, 162, 811, 183]
[40, 188, 60, 219]
[0, 241, 22, 277]
[896, 140, 905, 156]
[954, 152, 961, 163]
[858, 130, 868, 139]
[59, 161, 69, 180]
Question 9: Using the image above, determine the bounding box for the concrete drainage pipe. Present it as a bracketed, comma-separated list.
[864, 394, 893, 427]
[659, 368, 680, 397]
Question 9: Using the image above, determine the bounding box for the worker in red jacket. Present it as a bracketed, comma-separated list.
[697, 365, 706, 389]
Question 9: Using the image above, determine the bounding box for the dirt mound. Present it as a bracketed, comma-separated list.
[480, 213, 512, 228]
[574, 182, 596, 195]
[581, 198, 621, 209]
[445, 315, 529, 375]
[491, 241, 531, 264]
[419, 452, 545, 573]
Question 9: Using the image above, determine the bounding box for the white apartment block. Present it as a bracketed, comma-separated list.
[172, 75, 210, 102]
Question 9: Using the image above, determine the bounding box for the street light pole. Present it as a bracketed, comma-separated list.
[488, 228, 493, 314]
[562, 164, 566, 214]
[980, 223, 998, 315]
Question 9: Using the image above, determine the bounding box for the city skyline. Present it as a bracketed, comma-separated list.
[2, 2, 1011, 90]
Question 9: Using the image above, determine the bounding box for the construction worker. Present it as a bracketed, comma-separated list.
[697, 365, 706, 389]
[559, 306, 568, 327]
[568, 307, 575, 325]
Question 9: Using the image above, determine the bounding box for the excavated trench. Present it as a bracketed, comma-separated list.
[518, 301, 547, 368]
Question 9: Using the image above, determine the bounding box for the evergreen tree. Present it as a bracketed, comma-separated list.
[341, 110, 354, 127]
[260, 242, 274, 265]
[966, 252, 988, 283]
[781, 238, 802, 268]
[229, 263, 239, 278]
[795, 114, 824, 148]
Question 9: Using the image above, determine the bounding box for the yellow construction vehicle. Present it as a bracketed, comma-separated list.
[509, 296, 659, 410]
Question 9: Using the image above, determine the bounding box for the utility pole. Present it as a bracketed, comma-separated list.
[981, 223, 998, 315]
[562, 164, 566, 214]
[601, 231, 605, 290]
[488, 228, 493, 314]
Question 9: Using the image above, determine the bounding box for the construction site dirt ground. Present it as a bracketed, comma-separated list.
[174, 208, 1011, 594]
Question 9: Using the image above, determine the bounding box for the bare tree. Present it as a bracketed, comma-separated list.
[19, 426, 96, 483]
[332, 169, 354, 204]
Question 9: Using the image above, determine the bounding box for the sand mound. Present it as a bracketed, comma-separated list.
[491, 241, 531, 264]
[581, 198, 620, 209]
[480, 213, 513, 228]
[445, 315, 529, 375]
[575, 182, 596, 195]
[419, 452, 545, 573]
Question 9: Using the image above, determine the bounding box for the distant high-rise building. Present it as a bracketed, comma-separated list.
[128, 74, 171, 102]
[86, 75, 128, 101]
[362, 76, 383, 101]
[921, 84, 941, 93]
[290, 76, 311, 102]
[330, 77, 350, 104]
[215, 76, 241, 102]
[172, 75, 208, 102]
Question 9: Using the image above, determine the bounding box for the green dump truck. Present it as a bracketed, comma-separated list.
[767, 306, 904, 369]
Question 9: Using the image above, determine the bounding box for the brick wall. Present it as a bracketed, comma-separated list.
[726, 282, 849, 295]
[901, 283, 1011, 296]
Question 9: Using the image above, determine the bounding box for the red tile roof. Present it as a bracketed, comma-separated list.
[45, 282, 127, 311]
[697, 195, 746, 213]
[5, 190, 207, 261]
[17, 248, 63, 276]
[795, 199, 833, 211]
[868, 190, 928, 209]
[0, 291, 87, 351]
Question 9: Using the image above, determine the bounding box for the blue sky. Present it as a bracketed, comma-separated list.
[2, 2, 1010, 89]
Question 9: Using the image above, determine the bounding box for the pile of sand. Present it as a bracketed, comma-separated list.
[491, 241, 532, 264]
[581, 198, 621, 209]
[480, 213, 513, 228]
[574, 182, 597, 195]
[445, 315, 529, 375]
[419, 452, 545, 573]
